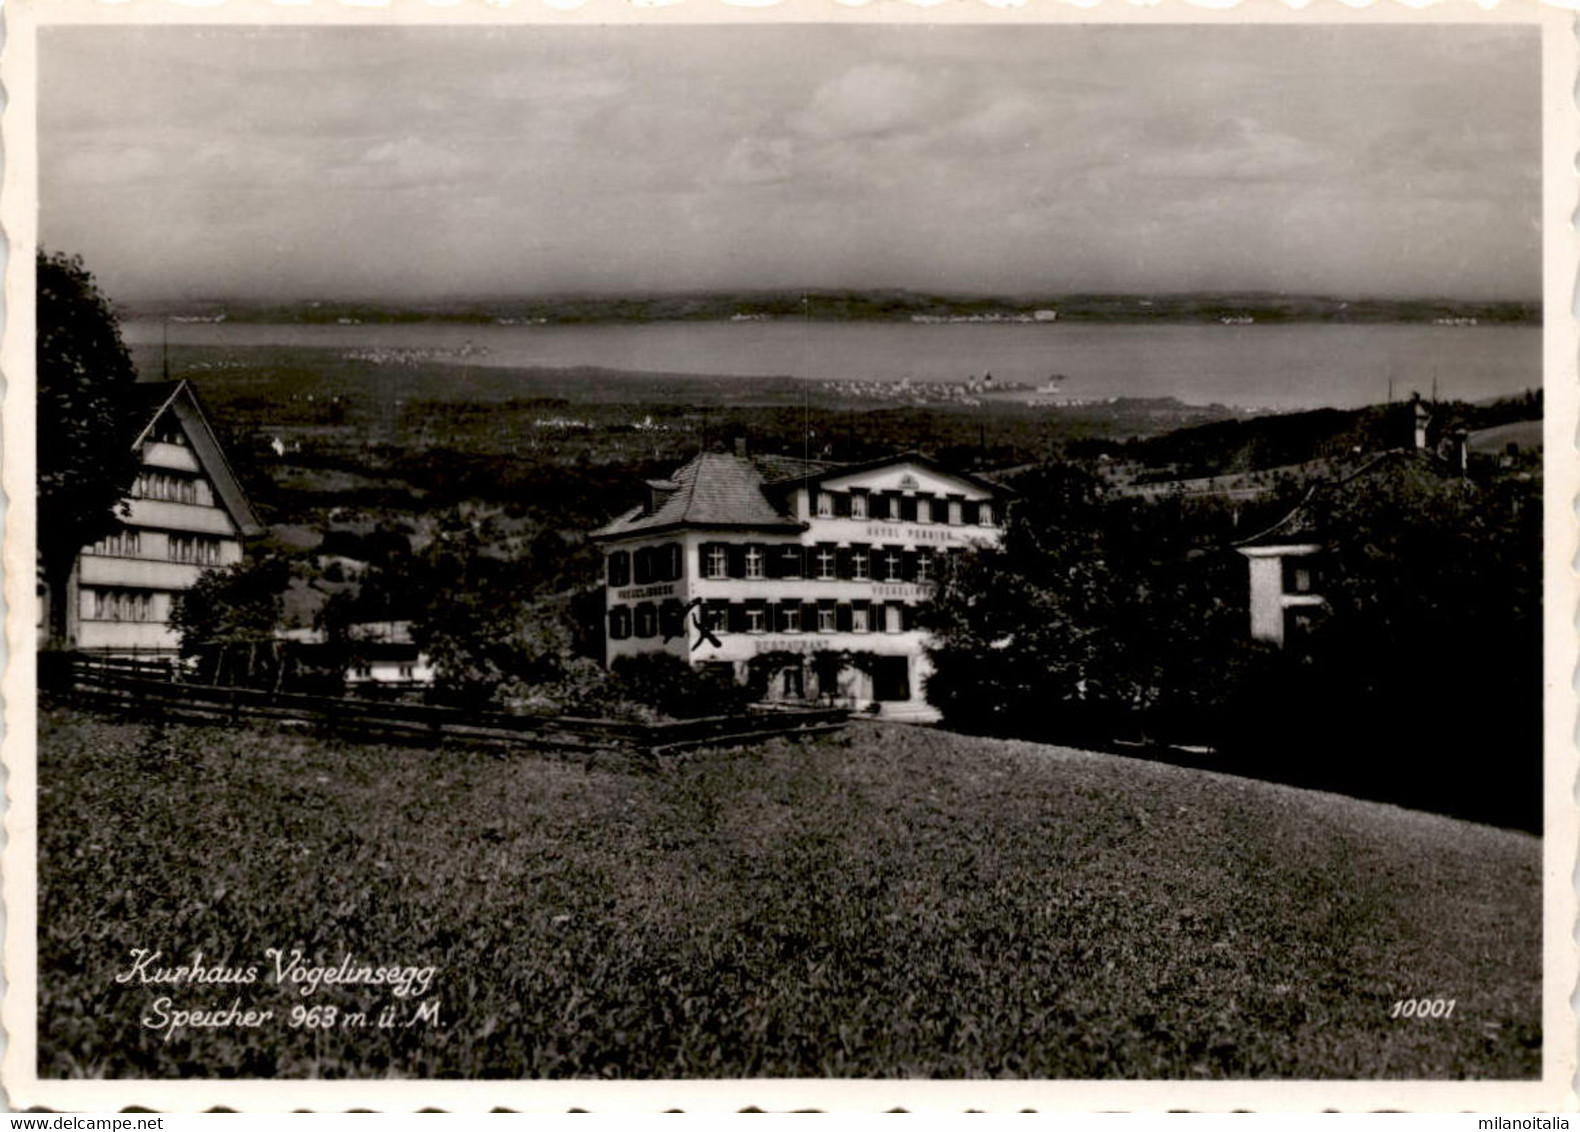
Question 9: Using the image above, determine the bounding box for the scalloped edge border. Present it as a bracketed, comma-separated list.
[0, 0, 1573, 1112]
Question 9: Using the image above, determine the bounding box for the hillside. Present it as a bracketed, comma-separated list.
[38, 708, 1541, 1079]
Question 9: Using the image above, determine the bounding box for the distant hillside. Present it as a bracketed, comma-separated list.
[120, 289, 1542, 329]
[1109, 389, 1542, 480]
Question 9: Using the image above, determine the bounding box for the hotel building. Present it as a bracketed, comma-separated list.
[590, 448, 1006, 719]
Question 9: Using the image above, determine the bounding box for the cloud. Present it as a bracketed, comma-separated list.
[715, 136, 796, 186]
[327, 136, 479, 189]
[790, 63, 934, 141]
[53, 146, 164, 186]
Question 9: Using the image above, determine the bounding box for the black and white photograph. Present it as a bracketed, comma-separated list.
[4, 4, 1574, 1110]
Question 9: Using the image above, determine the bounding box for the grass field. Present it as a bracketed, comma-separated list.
[37, 706, 1541, 1079]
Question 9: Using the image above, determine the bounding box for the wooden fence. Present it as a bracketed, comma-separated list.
[52, 655, 849, 759]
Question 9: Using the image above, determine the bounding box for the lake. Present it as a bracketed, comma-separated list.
[125, 319, 1543, 412]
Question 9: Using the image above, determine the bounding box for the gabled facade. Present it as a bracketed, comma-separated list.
[590, 449, 1006, 719]
[66, 380, 262, 655]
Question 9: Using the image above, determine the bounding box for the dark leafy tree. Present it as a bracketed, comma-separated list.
[37, 250, 142, 648]
[168, 556, 291, 687]
[920, 465, 1260, 748]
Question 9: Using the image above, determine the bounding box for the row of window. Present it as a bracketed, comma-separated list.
[169, 535, 223, 565]
[134, 472, 209, 506]
[606, 544, 683, 588]
[83, 587, 157, 622]
[700, 542, 950, 583]
[88, 530, 223, 565]
[814, 490, 993, 527]
[608, 598, 913, 641]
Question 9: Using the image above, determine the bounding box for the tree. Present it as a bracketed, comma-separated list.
[919, 464, 1261, 747]
[168, 556, 291, 687]
[37, 250, 142, 648]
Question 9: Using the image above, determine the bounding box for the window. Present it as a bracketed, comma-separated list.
[851, 606, 870, 633]
[608, 551, 630, 587]
[745, 606, 766, 634]
[705, 603, 728, 633]
[608, 606, 632, 640]
[169, 535, 221, 566]
[817, 492, 833, 518]
[398, 664, 415, 679]
[885, 604, 905, 633]
[745, 546, 765, 579]
[635, 603, 658, 639]
[850, 546, 870, 581]
[135, 473, 200, 505]
[705, 545, 728, 579]
[816, 545, 837, 580]
[659, 601, 685, 639]
[780, 605, 800, 633]
[817, 605, 836, 633]
[947, 499, 964, 525]
[916, 497, 932, 524]
[882, 548, 903, 582]
[850, 493, 868, 519]
[92, 530, 141, 558]
[776, 546, 803, 578]
[88, 589, 154, 622]
[979, 502, 995, 527]
[916, 552, 934, 583]
[782, 666, 804, 699]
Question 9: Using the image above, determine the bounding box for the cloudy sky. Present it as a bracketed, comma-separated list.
[40, 23, 1540, 303]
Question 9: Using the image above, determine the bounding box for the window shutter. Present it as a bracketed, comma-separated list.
[836, 546, 853, 579]
[963, 501, 980, 526]
[728, 544, 746, 578]
[835, 603, 853, 632]
[802, 601, 819, 629]
[899, 496, 917, 522]
[833, 492, 851, 517]
[666, 544, 682, 581]
[659, 600, 684, 639]
[727, 603, 747, 633]
[783, 546, 803, 578]
[902, 550, 919, 581]
[870, 493, 889, 520]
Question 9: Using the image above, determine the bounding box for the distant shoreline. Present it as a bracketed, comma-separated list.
[118, 292, 1542, 330]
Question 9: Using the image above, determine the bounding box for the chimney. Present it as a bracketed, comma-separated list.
[734, 436, 748, 458]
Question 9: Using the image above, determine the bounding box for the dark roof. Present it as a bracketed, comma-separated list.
[592, 449, 1012, 541]
[130, 379, 263, 536]
[591, 452, 803, 540]
[748, 453, 843, 485]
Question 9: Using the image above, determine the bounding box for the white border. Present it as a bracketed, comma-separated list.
[2, 0, 1574, 1112]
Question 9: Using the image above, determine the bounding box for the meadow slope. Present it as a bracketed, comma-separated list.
[37, 708, 1541, 1079]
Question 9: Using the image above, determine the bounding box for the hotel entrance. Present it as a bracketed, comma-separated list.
[870, 656, 911, 702]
